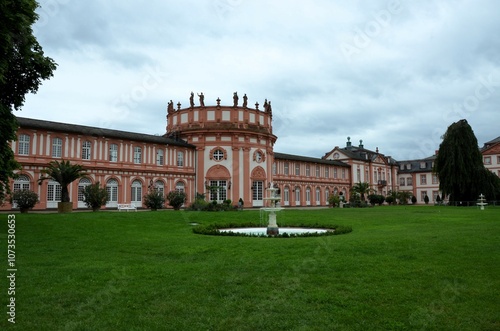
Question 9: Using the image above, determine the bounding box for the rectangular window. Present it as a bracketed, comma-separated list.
[134, 147, 142, 164]
[420, 162, 426, 169]
[432, 175, 438, 184]
[157, 150, 164, 166]
[284, 162, 289, 175]
[316, 166, 320, 178]
[497, 156, 500, 164]
[306, 165, 310, 177]
[82, 141, 91, 160]
[420, 174, 427, 185]
[210, 180, 227, 201]
[421, 191, 428, 202]
[407, 177, 412, 186]
[109, 144, 118, 162]
[273, 162, 277, 175]
[177, 151, 184, 167]
[433, 191, 439, 201]
[484, 156, 491, 165]
[357, 169, 360, 182]
[18, 134, 30, 155]
[295, 164, 300, 176]
[400, 178, 405, 186]
[334, 168, 338, 179]
[52, 138, 62, 158]
[341, 168, 346, 179]
[325, 167, 329, 178]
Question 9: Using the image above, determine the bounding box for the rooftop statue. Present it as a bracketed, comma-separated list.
[189, 92, 195, 107]
[167, 100, 174, 113]
[198, 92, 205, 107]
[233, 92, 239, 107]
[242, 93, 248, 108]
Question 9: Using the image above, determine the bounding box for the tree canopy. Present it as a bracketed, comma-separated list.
[433, 119, 499, 202]
[0, 0, 57, 201]
[39, 160, 87, 203]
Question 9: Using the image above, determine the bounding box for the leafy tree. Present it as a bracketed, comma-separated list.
[166, 190, 187, 210]
[397, 191, 412, 205]
[143, 188, 165, 211]
[82, 182, 108, 211]
[411, 195, 417, 204]
[479, 169, 500, 201]
[328, 194, 340, 207]
[351, 182, 373, 201]
[433, 119, 494, 203]
[0, 0, 57, 202]
[39, 160, 87, 203]
[9, 189, 38, 212]
[368, 194, 385, 206]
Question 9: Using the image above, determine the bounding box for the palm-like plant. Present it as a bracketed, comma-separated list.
[38, 160, 87, 202]
[351, 182, 373, 201]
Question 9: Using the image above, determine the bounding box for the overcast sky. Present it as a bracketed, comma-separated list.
[21, 0, 500, 161]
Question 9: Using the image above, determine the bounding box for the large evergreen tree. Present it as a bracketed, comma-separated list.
[433, 119, 495, 203]
[0, 0, 57, 201]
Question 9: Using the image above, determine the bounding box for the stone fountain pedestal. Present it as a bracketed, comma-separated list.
[261, 183, 284, 236]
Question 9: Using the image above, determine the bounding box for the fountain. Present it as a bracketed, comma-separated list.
[217, 182, 330, 237]
[477, 193, 488, 210]
[260, 183, 285, 235]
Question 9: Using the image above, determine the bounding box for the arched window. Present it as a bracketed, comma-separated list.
[283, 186, 290, 206]
[175, 181, 185, 193]
[47, 180, 61, 208]
[82, 141, 91, 160]
[131, 180, 142, 206]
[12, 175, 31, 208]
[18, 134, 30, 155]
[106, 179, 118, 207]
[295, 187, 301, 206]
[155, 180, 165, 196]
[306, 187, 311, 205]
[78, 178, 92, 208]
[315, 187, 321, 205]
[13, 175, 30, 191]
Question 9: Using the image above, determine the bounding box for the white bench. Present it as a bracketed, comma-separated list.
[117, 203, 137, 212]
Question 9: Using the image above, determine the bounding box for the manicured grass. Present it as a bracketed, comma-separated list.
[1, 206, 499, 330]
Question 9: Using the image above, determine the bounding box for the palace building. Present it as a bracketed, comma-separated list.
[2, 93, 499, 211]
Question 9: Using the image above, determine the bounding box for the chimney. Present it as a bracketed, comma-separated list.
[359, 139, 364, 149]
[376, 147, 379, 153]
[346, 136, 351, 147]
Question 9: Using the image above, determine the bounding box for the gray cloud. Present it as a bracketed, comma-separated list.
[23, 0, 500, 161]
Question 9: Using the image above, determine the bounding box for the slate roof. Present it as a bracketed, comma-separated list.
[397, 155, 436, 174]
[274, 152, 350, 167]
[16, 117, 194, 148]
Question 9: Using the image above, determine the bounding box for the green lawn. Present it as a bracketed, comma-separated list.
[1, 206, 499, 330]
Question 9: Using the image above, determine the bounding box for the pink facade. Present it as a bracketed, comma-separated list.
[3, 96, 499, 211]
[5, 118, 195, 210]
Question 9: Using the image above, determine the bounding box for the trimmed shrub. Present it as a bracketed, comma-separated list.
[166, 190, 187, 210]
[144, 188, 166, 211]
[10, 190, 39, 213]
[82, 182, 108, 211]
